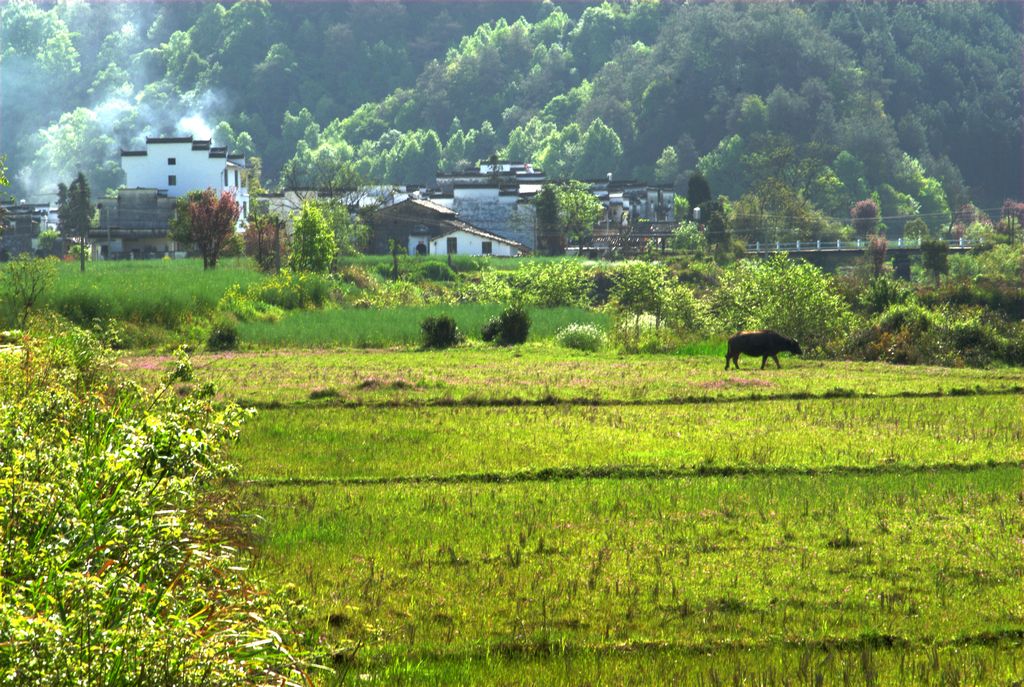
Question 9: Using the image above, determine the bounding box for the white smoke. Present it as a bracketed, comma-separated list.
[15, 86, 227, 201]
[177, 114, 213, 140]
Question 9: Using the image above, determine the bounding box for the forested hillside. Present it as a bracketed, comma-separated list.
[2, 0, 1020, 227]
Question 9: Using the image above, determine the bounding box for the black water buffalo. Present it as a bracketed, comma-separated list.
[725, 330, 802, 370]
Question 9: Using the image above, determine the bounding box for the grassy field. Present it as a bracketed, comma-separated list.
[124, 348, 1024, 407]
[192, 348, 1024, 685]
[237, 305, 608, 348]
[41, 257, 263, 327]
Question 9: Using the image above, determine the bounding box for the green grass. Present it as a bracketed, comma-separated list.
[236, 306, 608, 348]
[212, 349, 1024, 684]
[336, 254, 604, 274]
[234, 395, 1021, 482]
[42, 257, 264, 327]
[124, 349, 1024, 408]
[245, 468, 1024, 683]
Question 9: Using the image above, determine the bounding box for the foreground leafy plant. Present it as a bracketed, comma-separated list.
[0, 325, 306, 685]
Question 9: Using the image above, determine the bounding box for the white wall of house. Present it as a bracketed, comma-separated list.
[429, 230, 521, 257]
[121, 138, 249, 225]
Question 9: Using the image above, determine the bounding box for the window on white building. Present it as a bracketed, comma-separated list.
[482, 241, 492, 255]
[168, 175, 176, 186]
[447, 237, 458, 254]
[168, 157, 176, 165]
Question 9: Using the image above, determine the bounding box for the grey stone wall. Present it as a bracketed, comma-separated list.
[451, 200, 537, 249]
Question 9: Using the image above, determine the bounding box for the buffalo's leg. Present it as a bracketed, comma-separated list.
[761, 355, 767, 369]
[772, 354, 781, 368]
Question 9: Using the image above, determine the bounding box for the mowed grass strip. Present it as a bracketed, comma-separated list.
[124, 349, 1024, 407]
[232, 395, 1021, 482]
[244, 467, 1024, 669]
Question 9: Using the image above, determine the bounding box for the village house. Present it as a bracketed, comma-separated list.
[428, 222, 527, 257]
[95, 135, 249, 258]
[259, 186, 411, 235]
[367, 197, 462, 255]
[95, 189, 179, 259]
[430, 161, 544, 249]
[0, 202, 58, 258]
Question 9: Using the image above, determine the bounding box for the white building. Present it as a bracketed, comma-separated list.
[120, 136, 250, 224]
[428, 223, 527, 257]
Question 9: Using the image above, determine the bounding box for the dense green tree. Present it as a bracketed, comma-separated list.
[555, 180, 602, 252]
[3, 0, 1020, 213]
[575, 118, 623, 180]
[290, 200, 336, 272]
[533, 183, 561, 256]
[58, 172, 94, 272]
[920, 238, 949, 284]
[686, 172, 712, 221]
[654, 146, 679, 186]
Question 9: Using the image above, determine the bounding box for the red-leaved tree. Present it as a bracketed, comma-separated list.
[244, 212, 287, 272]
[850, 199, 879, 236]
[1000, 199, 1024, 244]
[187, 189, 240, 269]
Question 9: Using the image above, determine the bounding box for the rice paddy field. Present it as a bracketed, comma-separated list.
[119, 348, 1024, 685]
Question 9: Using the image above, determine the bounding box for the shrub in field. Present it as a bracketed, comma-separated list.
[878, 302, 937, 335]
[608, 312, 685, 353]
[410, 261, 458, 282]
[507, 260, 593, 307]
[357, 279, 426, 308]
[1, 255, 58, 328]
[846, 302, 1018, 367]
[217, 284, 284, 323]
[206, 314, 240, 351]
[712, 254, 852, 349]
[420, 314, 463, 349]
[457, 270, 514, 303]
[555, 322, 606, 351]
[244, 212, 287, 272]
[338, 265, 377, 290]
[482, 306, 530, 345]
[606, 261, 709, 351]
[0, 327, 301, 684]
[858, 276, 914, 315]
[250, 268, 331, 310]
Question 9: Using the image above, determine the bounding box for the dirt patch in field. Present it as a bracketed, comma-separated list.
[697, 377, 775, 390]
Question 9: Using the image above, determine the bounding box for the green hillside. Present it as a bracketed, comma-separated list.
[2, 1, 1020, 218]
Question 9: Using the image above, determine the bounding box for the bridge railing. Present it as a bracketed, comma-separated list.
[746, 237, 979, 253]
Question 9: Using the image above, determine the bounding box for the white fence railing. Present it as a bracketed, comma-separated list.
[746, 237, 979, 253]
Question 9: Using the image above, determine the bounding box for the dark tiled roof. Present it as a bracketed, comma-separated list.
[380, 197, 457, 216]
[120, 150, 147, 157]
[148, 136, 199, 144]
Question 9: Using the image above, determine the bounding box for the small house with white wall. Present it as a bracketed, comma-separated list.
[428, 222, 527, 257]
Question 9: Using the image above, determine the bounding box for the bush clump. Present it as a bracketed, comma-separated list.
[555, 322, 605, 351]
[206, 315, 239, 351]
[420, 314, 463, 349]
[481, 306, 531, 345]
